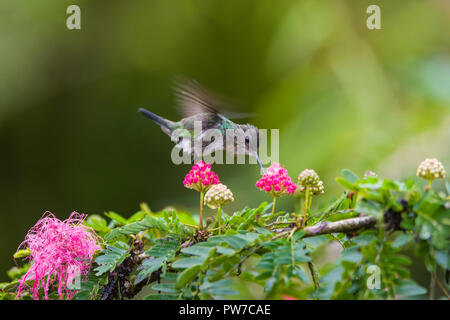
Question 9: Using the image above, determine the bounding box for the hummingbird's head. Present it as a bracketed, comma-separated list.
[231, 124, 264, 174]
[232, 124, 259, 155]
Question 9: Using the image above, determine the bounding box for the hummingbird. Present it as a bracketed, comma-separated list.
[138, 78, 264, 173]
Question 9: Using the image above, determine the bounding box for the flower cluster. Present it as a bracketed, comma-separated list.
[16, 212, 102, 300]
[298, 169, 324, 194]
[183, 160, 220, 192]
[364, 170, 377, 178]
[204, 183, 234, 209]
[256, 162, 297, 197]
[416, 158, 446, 181]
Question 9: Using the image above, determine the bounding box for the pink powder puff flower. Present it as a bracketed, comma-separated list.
[183, 160, 220, 193]
[16, 212, 102, 300]
[256, 162, 297, 197]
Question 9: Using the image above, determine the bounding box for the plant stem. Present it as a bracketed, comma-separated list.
[429, 273, 436, 300]
[308, 262, 320, 290]
[330, 233, 345, 249]
[433, 272, 450, 299]
[288, 226, 298, 240]
[271, 196, 277, 220]
[299, 197, 302, 216]
[199, 191, 204, 229]
[217, 206, 222, 235]
[181, 222, 199, 229]
[266, 220, 297, 227]
[302, 186, 311, 228]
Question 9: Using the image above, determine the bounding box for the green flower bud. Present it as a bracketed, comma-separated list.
[298, 169, 325, 195]
[416, 158, 446, 181]
[300, 180, 324, 195]
[204, 183, 234, 209]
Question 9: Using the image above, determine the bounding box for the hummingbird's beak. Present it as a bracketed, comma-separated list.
[255, 152, 265, 175]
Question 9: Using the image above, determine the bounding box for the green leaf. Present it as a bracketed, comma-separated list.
[336, 177, 358, 191]
[7, 265, 30, 281]
[144, 294, 177, 300]
[146, 239, 179, 257]
[73, 274, 106, 300]
[342, 169, 359, 183]
[200, 279, 237, 297]
[254, 227, 272, 236]
[391, 266, 411, 278]
[212, 235, 249, 250]
[152, 283, 178, 293]
[135, 239, 180, 284]
[292, 266, 310, 283]
[175, 265, 201, 289]
[104, 215, 168, 241]
[84, 215, 110, 233]
[351, 234, 377, 247]
[215, 246, 235, 255]
[382, 179, 402, 191]
[135, 257, 165, 284]
[104, 211, 128, 225]
[181, 246, 214, 258]
[94, 242, 130, 276]
[293, 230, 306, 241]
[392, 234, 413, 249]
[127, 210, 147, 223]
[387, 254, 411, 266]
[303, 235, 329, 250]
[434, 250, 449, 269]
[359, 179, 383, 190]
[396, 279, 427, 297]
[264, 265, 280, 292]
[172, 257, 205, 269]
[265, 277, 277, 292]
[13, 248, 30, 259]
[355, 199, 383, 219]
[338, 247, 362, 263]
[258, 240, 310, 274]
[326, 210, 360, 222]
[0, 280, 23, 293]
[150, 209, 197, 225]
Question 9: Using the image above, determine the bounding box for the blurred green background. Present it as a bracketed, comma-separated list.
[0, 0, 449, 282]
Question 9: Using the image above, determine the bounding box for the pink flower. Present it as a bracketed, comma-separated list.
[183, 160, 220, 192]
[266, 162, 283, 175]
[256, 162, 297, 197]
[16, 212, 102, 300]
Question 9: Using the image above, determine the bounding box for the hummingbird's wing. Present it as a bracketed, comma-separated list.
[173, 77, 221, 117]
[173, 77, 256, 120]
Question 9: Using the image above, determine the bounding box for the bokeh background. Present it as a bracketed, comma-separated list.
[0, 0, 449, 282]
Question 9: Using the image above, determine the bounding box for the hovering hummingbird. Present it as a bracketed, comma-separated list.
[138, 78, 264, 173]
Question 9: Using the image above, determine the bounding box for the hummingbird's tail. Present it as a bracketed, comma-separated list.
[138, 108, 174, 133]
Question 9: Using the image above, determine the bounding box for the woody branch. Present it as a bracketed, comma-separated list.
[274, 216, 377, 237]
